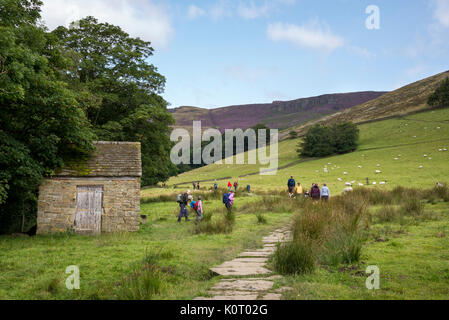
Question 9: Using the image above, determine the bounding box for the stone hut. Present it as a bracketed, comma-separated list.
[37, 142, 142, 235]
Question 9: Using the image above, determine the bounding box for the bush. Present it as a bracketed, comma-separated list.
[320, 231, 364, 267]
[272, 235, 315, 275]
[256, 213, 267, 224]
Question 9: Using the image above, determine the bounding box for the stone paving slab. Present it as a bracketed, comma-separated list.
[210, 266, 272, 276]
[195, 294, 259, 300]
[238, 251, 273, 257]
[227, 257, 268, 263]
[211, 279, 274, 292]
[196, 227, 293, 300]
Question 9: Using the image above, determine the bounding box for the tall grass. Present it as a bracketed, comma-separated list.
[272, 185, 444, 275]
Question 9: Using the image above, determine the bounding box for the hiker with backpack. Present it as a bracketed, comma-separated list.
[247, 184, 251, 193]
[310, 183, 321, 202]
[234, 181, 238, 192]
[287, 176, 296, 198]
[214, 181, 218, 190]
[197, 182, 200, 190]
[223, 191, 235, 213]
[177, 190, 191, 223]
[190, 196, 203, 225]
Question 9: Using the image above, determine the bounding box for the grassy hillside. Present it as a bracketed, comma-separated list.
[281, 70, 449, 140]
[167, 107, 449, 193]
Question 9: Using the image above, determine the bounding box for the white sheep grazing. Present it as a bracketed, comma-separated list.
[424, 154, 427, 157]
[375, 170, 382, 174]
[377, 164, 381, 167]
[358, 165, 362, 168]
[419, 165, 423, 169]
[358, 183, 364, 187]
[439, 149, 443, 152]
[436, 182, 444, 188]
[343, 187, 354, 193]
[372, 182, 377, 185]
[345, 182, 352, 187]
[351, 181, 356, 184]
[394, 158, 399, 160]
[337, 178, 342, 182]
[428, 157, 432, 160]
[343, 172, 348, 175]
[444, 148, 448, 151]
[380, 181, 386, 185]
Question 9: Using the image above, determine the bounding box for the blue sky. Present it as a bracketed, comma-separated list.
[41, 0, 449, 109]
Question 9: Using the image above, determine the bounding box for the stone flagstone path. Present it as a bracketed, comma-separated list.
[194, 227, 293, 300]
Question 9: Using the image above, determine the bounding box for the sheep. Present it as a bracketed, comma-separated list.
[343, 172, 348, 175]
[345, 182, 352, 187]
[358, 183, 364, 187]
[419, 165, 423, 169]
[372, 182, 377, 185]
[380, 181, 386, 185]
[377, 164, 381, 167]
[337, 178, 342, 182]
[375, 170, 382, 174]
[424, 154, 427, 157]
[358, 165, 363, 168]
[436, 182, 444, 188]
[343, 187, 354, 193]
[394, 158, 399, 160]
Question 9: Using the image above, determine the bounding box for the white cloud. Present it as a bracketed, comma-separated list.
[348, 46, 376, 59]
[238, 1, 269, 20]
[40, 0, 174, 49]
[267, 21, 344, 51]
[187, 5, 206, 20]
[433, 0, 449, 27]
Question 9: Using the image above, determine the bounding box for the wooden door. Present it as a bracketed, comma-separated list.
[75, 186, 103, 234]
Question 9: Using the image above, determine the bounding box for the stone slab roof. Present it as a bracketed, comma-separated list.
[55, 141, 142, 177]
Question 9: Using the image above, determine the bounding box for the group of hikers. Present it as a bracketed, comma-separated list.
[176, 187, 236, 224]
[177, 190, 203, 224]
[287, 176, 330, 201]
[176, 175, 330, 224]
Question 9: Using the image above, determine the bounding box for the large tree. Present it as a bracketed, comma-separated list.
[52, 17, 177, 185]
[0, 0, 95, 233]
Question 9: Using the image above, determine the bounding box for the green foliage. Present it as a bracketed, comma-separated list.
[52, 16, 177, 186]
[428, 77, 449, 108]
[289, 130, 298, 139]
[272, 235, 315, 275]
[299, 122, 359, 158]
[0, 0, 95, 233]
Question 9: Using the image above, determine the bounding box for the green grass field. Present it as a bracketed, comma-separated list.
[1, 108, 448, 300]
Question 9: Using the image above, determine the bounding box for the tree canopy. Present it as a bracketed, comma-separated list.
[299, 122, 359, 158]
[428, 77, 449, 109]
[0, 1, 176, 233]
[0, 0, 95, 233]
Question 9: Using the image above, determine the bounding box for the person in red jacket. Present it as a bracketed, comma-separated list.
[228, 181, 232, 191]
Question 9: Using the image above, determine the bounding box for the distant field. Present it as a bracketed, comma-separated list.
[167, 108, 449, 193]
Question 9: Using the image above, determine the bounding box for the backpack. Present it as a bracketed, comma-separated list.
[288, 179, 295, 187]
[223, 193, 230, 204]
[190, 200, 197, 210]
[177, 194, 182, 203]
